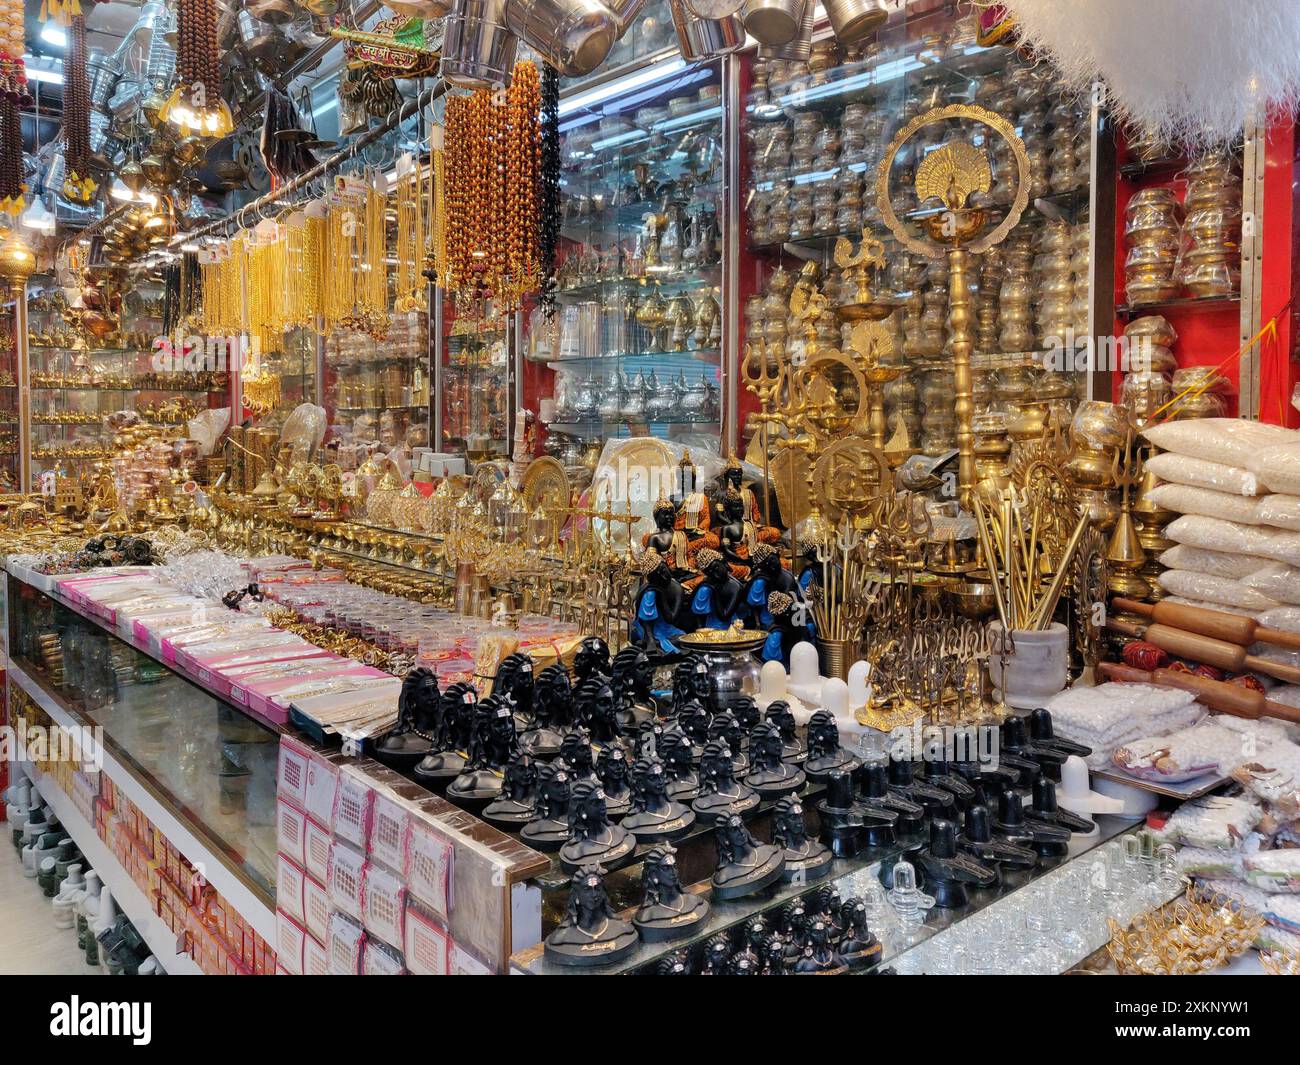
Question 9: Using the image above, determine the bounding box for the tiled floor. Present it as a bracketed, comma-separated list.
[0, 822, 100, 975]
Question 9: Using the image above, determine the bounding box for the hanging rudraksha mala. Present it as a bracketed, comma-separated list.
[164, 0, 231, 136]
[539, 65, 561, 320]
[62, 14, 96, 203]
[0, 0, 25, 216]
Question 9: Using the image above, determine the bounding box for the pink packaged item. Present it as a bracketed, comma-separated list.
[333, 769, 375, 849]
[404, 908, 449, 975]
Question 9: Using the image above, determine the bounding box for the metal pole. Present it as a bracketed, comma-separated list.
[12, 279, 30, 492]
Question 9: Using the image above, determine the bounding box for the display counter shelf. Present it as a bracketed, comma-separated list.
[15, 757, 205, 975]
[512, 809, 1150, 975]
[5, 569, 282, 940]
[8, 658, 278, 944]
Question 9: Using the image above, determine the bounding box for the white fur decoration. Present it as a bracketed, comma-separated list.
[998, 0, 1300, 150]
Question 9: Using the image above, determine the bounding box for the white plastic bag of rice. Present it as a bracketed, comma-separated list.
[1249, 439, 1300, 496]
[1257, 494, 1300, 533]
[1166, 515, 1300, 568]
[1260, 605, 1300, 634]
[1145, 483, 1263, 523]
[1144, 451, 1262, 496]
[1144, 418, 1296, 467]
[1242, 561, 1300, 605]
[1157, 570, 1281, 610]
[1160, 544, 1271, 580]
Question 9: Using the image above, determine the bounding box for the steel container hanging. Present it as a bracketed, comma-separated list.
[739, 0, 803, 47]
[757, 0, 812, 60]
[667, 0, 743, 62]
[603, 0, 649, 37]
[442, 0, 519, 90]
[504, 0, 618, 77]
[822, 0, 889, 46]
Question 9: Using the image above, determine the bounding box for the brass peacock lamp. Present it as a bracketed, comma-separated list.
[875, 105, 1030, 506]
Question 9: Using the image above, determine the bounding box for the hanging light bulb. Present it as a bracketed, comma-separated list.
[20, 197, 55, 234]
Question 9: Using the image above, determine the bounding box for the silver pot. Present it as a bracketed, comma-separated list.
[442, 0, 519, 90]
[756, 0, 812, 60]
[740, 0, 803, 47]
[668, 0, 743, 61]
[686, 0, 744, 17]
[504, 0, 617, 77]
[822, 0, 888, 46]
[604, 0, 649, 36]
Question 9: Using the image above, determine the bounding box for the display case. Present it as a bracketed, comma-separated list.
[6, 575, 279, 899]
[250, 325, 319, 434]
[438, 296, 511, 458]
[527, 54, 728, 460]
[323, 311, 431, 458]
[25, 276, 231, 482]
[0, 287, 19, 490]
[739, 2, 1097, 482]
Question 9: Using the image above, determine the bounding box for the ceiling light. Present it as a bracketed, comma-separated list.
[26, 68, 63, 86]
[39, 26, 67, 47]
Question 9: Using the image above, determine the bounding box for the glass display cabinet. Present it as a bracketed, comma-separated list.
[437, 295, 511, 459]
[0, 286, 20, 490]
[530, 54, 728, 460]
[7, 576, 279, 899]
[740, 2, 1098, 479]
[26, 275, 231, 482]
[323, 310, 431, 457]
[252, 326, 319, 435]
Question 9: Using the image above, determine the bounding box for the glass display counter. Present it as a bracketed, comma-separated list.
[6, 574, 279, 899]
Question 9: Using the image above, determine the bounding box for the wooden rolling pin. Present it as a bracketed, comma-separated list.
[1106, 617, 1300, 685]
[1099, 661, 1300, 725]
[1112, 597, 1300, 652]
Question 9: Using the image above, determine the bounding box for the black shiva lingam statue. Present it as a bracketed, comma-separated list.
[374, 666, 440, 773]
[634, 843, 710, 943]
[544, 862, 639, 967]
[915, 818, 996, 908]
[711, 813, 785, 900]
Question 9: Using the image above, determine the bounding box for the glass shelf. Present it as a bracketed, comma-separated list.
[1116, 294, 1240, 317]
[530, 50, 726, 456]
[7, 577, 280, 900]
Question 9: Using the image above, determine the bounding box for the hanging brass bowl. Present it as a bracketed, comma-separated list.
[141, 152, 180, 188]
[142, 89, 169, 129]
[172, 135, 207, 166]
[118, 159, 147, 192]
